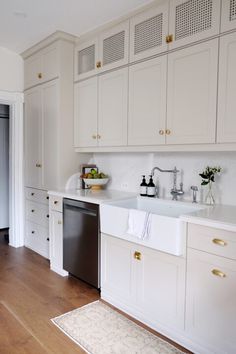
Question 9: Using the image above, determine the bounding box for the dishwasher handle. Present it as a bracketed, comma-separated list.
[63, 198, 98, 217]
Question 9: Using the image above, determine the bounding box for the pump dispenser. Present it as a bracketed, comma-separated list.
[147, 175, 156, 197]
[140, 175, 147, 196]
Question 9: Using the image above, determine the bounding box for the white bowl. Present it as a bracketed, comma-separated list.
[83, 178, 109, 190]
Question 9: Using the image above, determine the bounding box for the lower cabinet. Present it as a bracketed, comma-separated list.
[186, 248, 236, 354]
[101, 233, 185, 332]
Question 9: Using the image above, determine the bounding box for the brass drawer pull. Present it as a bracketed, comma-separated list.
[96, 61, 101, 68]
[36, 163, 42, 168]
[166, 34, 173, 43]
[212, 238, 227, 246]
[38, 73, 42, 79]
[92, 134, 97, 139]
[58, 220, 62, 225]
[97, 134, 101, 139]
[134, 251, 141, 261]
[159, 130, 164, 135]
[212, 269, 226, 278]
[165, 129, 171, 135]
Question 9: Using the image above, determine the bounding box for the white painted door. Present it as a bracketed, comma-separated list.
[99, 21, 129, 72]
[0, 117, 9, 229]
[98, 68, 128, 146]
[74, 78, 98, 148]
[128, 56, 167, 146]
[101, 234, 135, 302]
[136, 245, 185, 330]
[24, 87, 42, 189]
[186, 249, 236, 354]
[166, 39, 218, 144]
[129, 3, 169, 62]
[217, 32, 236, 143]
[221, 0, 236, 32]
[169, 0, 221, 49]
[41, 80, 59, 190]
[49, 210, 63, 271]
[24, 52, 42, 89]
[74, 38, 99, 81]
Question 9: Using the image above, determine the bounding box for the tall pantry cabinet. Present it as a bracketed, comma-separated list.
[22, 32, 78, 258]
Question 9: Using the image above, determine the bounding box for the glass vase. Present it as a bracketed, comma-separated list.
[205, 181, 215, 205]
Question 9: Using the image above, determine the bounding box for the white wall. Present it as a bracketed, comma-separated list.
[0, 47, 23, 92]
[91, 152, 236, 206]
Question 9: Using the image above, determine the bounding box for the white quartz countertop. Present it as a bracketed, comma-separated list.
[48, 189, 136, 205]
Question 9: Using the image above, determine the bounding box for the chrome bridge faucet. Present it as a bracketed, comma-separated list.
[151, 166, 184, 201]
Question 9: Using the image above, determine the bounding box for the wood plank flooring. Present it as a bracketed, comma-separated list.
[0, 233, 191, 353]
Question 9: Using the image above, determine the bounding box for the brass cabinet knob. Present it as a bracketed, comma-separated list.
[165, 129, 171, 135]
[166, 34, 173, 43]
[92, 134, 97, 139]
[96, 61, 101, 68]
[38, 73, 42, 79]
[212, 238, 227, 247]
[54, 201, 58, 205]
[58, 220, 62, 225]
[159, 130, 164, 135]
[134, 251, 141, 261]
[97, 134, 101, 139]
[212, 269, 226, 278]
[36, 163, 42, 168]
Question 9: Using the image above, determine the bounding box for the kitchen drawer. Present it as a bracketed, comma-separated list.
[25, 221, 49, 259]
[26, 200, 49, 227]
[25, 187, 49, 205]
[49, 195, 63, 212]
[188, 223, 236, 261]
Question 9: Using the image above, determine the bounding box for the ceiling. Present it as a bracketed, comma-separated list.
[0, 0, 153, 54]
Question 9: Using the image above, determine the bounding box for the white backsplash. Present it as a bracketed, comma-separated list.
[90, 152, 236, 206]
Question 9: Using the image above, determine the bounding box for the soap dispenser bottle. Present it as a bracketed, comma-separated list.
[147, 175, 156, 197]
[140, 175, 147, 196]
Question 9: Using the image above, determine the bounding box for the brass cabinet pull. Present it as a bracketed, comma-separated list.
[96, 61, 101, 68]
[38, 73, 42, 79]
[58, 220, 62, 225]
[36, 163, 42, 168]
[92, 134, 97, 139]
[166, 34, 173, 43]
[54, 201, 58, 205]
[97, 134, 101, 139]
[212, 238, 227, 247]
[165, 129, 171, 135]
[134, 251, 141, 261]
[31, 209, 35, 213]
[159, 130, 164, 135]
[212, 269, 226, 278]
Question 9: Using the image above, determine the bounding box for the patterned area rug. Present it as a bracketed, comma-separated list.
[52, 301, 185, 354]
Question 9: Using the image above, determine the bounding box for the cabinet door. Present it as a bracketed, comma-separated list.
[74, 39, 99, 81]
[169, 0, 221, 49]
[24, 53, 42, 89]
[98, 68, 128, 146]
[74, 78, 98, 148]
[99, 21, 129, 72]
[129, 3, 169, 62]
[101, 234, 135, 302]
[136, 246, 185, 330]
[49, 210, 66, 274]
[41, 80, 59, 190]
[186, 249, 236, 354]
[24, 87, 42, 189]
[41, 43, 59, 83]
[221, 0, 236, 32]
[166, 39, 218, 144]
[128, 56, 167, 146]
[217, 32, 236, 143]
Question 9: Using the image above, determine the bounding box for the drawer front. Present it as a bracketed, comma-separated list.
[25, 187, 49, 205]
[26, 200, 49, 227]
[49, 195, 63, 212]
[25, 221, 49, 259]
[188, 223, 236, 260]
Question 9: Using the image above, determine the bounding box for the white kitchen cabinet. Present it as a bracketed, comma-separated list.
[217, 32, 236, 143]
[74, 21, 129, 81]
[74, 68, 128, 148]
[24, 42, 59, 89]
[128, 56, 167, 146]
[129, 3, 169, 62]
[168, 0, 221, 50]
[101, 233, 185, 332]
[221, 0, 236, 32]
[98, 68, 128, 146]
[166, 39, 218, 144]
[186, 248, 236, 354]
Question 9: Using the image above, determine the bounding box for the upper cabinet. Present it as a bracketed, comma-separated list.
[24, 43, 59, 89]
[74, 21, 129, 81]
[221, 0, 236, 32]
[168, 0, 221, 49]
[217, 32, 236, 143]
[129, 3, 169, 62]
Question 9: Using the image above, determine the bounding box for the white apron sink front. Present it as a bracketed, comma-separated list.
[100, 197, 205, 256]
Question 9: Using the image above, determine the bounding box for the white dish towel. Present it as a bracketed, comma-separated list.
[127, 209, 150, 239]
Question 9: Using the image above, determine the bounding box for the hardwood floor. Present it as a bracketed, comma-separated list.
[0, 233, 191, 354]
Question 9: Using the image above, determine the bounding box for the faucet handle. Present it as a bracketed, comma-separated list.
[191, 186, 198, 191]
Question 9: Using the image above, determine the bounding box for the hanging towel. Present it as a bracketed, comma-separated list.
[127, 209, 150, 239]
[143, 213, 152, 240]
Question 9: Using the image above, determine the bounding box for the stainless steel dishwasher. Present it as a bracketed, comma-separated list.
[63, 198, 100, 289]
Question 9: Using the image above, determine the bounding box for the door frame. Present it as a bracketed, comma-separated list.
[0, 91, 24, 247]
